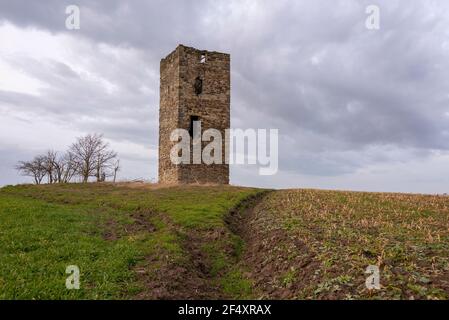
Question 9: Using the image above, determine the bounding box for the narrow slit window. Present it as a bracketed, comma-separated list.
[189, 115, 200, 138]
[200, 53, 206, 63]
[194, 76, 203, 95]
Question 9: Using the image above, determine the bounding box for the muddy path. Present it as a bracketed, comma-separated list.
[226, 190, 319, 299]
[134, 190, 273, 299]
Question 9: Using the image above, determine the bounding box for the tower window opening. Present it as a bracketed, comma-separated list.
[194, 76, 203, 95]
[189, 115, 200, 138]
[200, 54, 206, 63]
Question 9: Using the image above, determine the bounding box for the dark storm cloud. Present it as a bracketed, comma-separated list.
[0, 0, 212, 54]
[1, 0, 449, 187]
[0, 47, 158, 146]
[227, 1, 449, 150]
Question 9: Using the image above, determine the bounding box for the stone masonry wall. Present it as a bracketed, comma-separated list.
[158, 45, 230, 184]
[158, 47, 180, 184]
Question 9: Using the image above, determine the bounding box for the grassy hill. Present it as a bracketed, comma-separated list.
[0, 183, 448, 300]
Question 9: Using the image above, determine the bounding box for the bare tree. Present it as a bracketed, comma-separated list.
[69, 134, 100, 182]
[95, 149, 117, 182]
[69, 133, 117, 183]
[63, 152, 78, 183]
[52, 153, 64, 183]
[43, 150, 57, 184]
[112, 159, 120, 183]
[53, 152, 78, 183]
[15, 155, 46, 185]
[15, 133, 119, 185]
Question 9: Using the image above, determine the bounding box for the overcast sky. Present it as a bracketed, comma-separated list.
[1, 0, 449, 193]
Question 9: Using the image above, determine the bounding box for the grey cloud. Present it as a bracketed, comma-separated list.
[1, 0, 449, 191]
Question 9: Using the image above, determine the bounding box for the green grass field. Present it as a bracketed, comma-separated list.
[0, 183, 448, 300]
[0, 183, 262, 299]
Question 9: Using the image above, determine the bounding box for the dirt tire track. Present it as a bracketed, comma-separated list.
[227, 191, 320, 299]
[135, 191, 273, 300]
[133, 212, 223, 299]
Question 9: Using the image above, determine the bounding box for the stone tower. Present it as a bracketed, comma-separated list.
[158, 45, 230, 184]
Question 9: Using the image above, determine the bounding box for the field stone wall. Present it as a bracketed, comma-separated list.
[158, 45, 230, 184]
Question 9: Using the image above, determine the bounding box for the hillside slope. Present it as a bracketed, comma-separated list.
[0, 183, 263, 299]
[0, 184, 448, 299]
[234, 190, 449, 299]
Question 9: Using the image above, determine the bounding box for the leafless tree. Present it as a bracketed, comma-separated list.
[94, 149, 117, 182]
[43, 150, 57, 184]
[53, 152, 78, 183]
[16, 133, 119, 184]
[52, 153, 64, 183]
[15, 155, 46, 185]
[69, 133, 117, 183]
[63, 152, 79, 183]
[112, 159, 120, 183]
